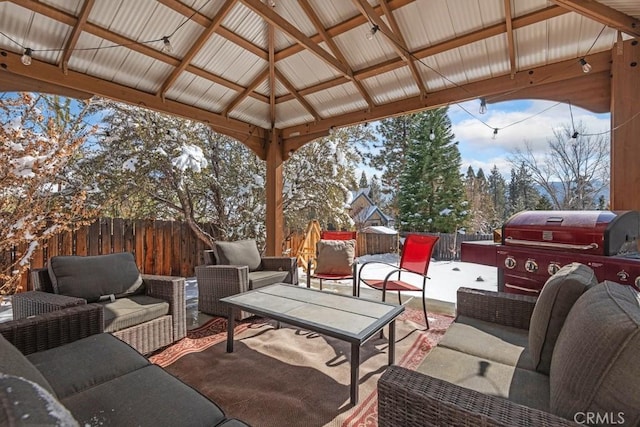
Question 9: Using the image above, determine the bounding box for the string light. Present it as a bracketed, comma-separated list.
[492, 128, 498, 139]
[579, 58, 592, 73]
[21, 48, 32, 66]
[429, 129, 436, 141]
[162, 36, 173, 53]
[478, 98, 487, 114]
[366, 24, 379, 40]
[328, 126, 336, 136]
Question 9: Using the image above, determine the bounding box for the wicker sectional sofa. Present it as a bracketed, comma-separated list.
[0, 304, 249, 426]
[378, 263, 640, 427]
[12, 252, 186, 355]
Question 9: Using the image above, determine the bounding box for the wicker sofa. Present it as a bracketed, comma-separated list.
[12, 252, 186, 355]
[0, 304, 249, 426]
[378, 263, 640, 427]
[196, 240, 298, 320]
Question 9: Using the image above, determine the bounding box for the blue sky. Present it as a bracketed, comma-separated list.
[359, 99, 611, 181]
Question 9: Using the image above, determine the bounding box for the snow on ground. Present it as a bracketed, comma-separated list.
[0, 254, 498, 323]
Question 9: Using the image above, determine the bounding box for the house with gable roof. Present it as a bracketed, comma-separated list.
[349, 188, 395, 230]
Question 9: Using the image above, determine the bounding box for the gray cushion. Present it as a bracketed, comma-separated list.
[529, 262, 596, 374]
[48, 252, 144, 303]
[314, 239, 355, 275]
[61, 365, 227, 427]
[215, 240, 262, 272]
[417, 346, 551, 412]
[0, 333, 55, 396]
[0, 374, 79, 427]
[438, 315, 534, 370]
[550, 281, 640, 426]
[248, 270, 290, 290]
[27, 334, 150, 399]
[99, 295, 170, 333]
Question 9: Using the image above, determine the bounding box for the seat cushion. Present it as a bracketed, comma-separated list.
[48, 252, 144, 303]
[550, 281, 640, 425]
[248, 270, 290, 289]
[61, 365, 227, 427]
[314, 239, 356, 275]
[0, 374, 79, 427]
[99, 295, 170, 333]
[27, 333, 150, 399]
[215, 240, 262, 272]
[417, 346, 550, 412]
[438, 315, 534, 370]
[528, 262, 596, 374]
[0, 333, 55, 396]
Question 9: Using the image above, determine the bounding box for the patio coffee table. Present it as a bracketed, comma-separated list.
[220, 283, 404, 405]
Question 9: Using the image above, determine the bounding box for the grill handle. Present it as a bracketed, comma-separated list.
[504, 237, 599, 251]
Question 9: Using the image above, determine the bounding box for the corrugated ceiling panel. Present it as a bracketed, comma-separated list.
[446, 0, 485, 36]
[307, 0, 358, 28]
[361, 67, 419, 105]
[514, 20, 548, 69]
[334, 24, 398, 70]
[427, 49, 470, 87]
[141, 5, 202, 57]
[408, 1, 454, 45]
[100, 1, 158, 40]
[84, 44, 138, 83]
[193, 34, 267, 87]
[192, 83, 238, 114]
[40, 0, 83, 15]
[224, 2, 267, 49]
[483, 34, 510, 76]
[87, 0, 122, 29]
[271, 1, 315, 51]
[601, 0, 640, 18]
[131, 61, 174, 93]
[275, 99, 316, 128]
[254, 78, 288, 98]
[168, 72, 232, 114]
[278, 49, 341, 89]
[477, 0, 505, 26]
[229, 97, 271, 129]
[67, 32, 107, 74]
[306, 83, 368, 118]
[456, 40, 493, 82]
[512, 0, 549, 17]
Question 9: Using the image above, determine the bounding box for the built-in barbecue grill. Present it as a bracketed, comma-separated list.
[461, 210, 640, 295]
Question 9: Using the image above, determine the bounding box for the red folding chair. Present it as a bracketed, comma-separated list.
[358, 234, 439, 328]
[307, 231, 358, 296]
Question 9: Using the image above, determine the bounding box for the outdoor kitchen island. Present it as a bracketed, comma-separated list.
[220, 283, 404, 405]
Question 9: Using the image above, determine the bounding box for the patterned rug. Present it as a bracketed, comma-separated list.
[150, 309, 453, 427]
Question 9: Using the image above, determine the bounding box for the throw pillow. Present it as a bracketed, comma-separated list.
[528, 262, 596, 374]
[0, 374, 79, 426]
[214, 240, 262, 272]
[314, 239, 356, 275]
[48, 252, 144, 303]
[549, 281, 640, 425]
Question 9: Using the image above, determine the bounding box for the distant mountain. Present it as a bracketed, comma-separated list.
[534, 181, 609, 207]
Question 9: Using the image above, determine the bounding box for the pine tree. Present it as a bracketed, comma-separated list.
[397, 108, 467, 233]
[358, 171, 368, 188]
[507, 163, 541, 215]
[368, 174, 383, 207]
[487, 165, 508, 227]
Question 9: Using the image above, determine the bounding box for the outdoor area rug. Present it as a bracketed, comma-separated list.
[150, 308, 453, 427]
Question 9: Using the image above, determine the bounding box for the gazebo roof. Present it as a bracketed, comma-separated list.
[1, 0, 639, 159]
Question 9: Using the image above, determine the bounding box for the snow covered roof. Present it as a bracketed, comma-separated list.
[362, 225, 398, 235]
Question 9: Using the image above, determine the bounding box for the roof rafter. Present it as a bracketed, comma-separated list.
[268, 24, 276, 128]
[157, 0, 235, 98]
[223, 69, 269, 117]
[241, 0, 352, 79]
[59, 0, 94, 74]
[298, 0, 374, 109]
[274, 68, 320, 121]
[504, 0, 517, 78]
[552, 0, 640, 37]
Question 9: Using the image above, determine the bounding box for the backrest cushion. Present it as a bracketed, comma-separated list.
[215, 240, 262, 272]
[528, 262, 597, 374]
[0, 334, 55, 396]
[48, 252, 144, 303]
[549, 281, 640, 426]
[314, 239, 356, 275]
[0, 374, 79, 426]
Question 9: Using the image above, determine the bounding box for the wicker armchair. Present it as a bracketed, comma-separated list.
[196, 246, 298, 320]
[13, 255, 187, 355]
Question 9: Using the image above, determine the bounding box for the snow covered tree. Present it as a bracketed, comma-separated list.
[397, 108, 467, 233]
[487, 165, 508, 227]
[368, 174, 383, 208]
[464, 167, 495, 233]
[0, 93, 97, 294]
[358, 171, 368, 188]
[507, 163, 542, 215]
[509, 122, 609, 210]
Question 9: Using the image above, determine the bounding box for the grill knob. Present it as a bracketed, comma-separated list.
[525, 259, 538, 273]
[548, 262, 561, 276]
[504, 256, 516, 269]
[635, 277, 640, 289]
[617, 270, 629, 281]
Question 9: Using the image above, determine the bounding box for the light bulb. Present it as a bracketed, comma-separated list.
[366, 25, 379, 40]
[329, 126, 336, 136]
[492, 128, 498, 140]
[429, 129, 435, 141]
[268, 0, 276, 6]
[579, 58, 592, 73]
[21, 48, 32, 66]
[162, 37, 173, 53]
[479, 98, 487, 114]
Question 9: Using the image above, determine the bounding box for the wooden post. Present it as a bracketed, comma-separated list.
[611, 39, 640, 210]
[265, 128, 284, 256]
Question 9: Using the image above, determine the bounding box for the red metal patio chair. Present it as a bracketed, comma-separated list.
[357, 233, 439, 329]
[307, 230, 358, 296]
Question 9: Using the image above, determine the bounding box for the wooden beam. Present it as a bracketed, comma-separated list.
[281, 50, 613, 152]
[59, 0, 94, 74]
[158, 0, 235, 98]
[268, 24, 276, 127]
[241, 0, 352, 79]
[265, 128, 284, 256]
[275, 69, 320, 121]
[223, 69, 269, 117]
[504, 0, 517, 78]
[552, 0, 640, 37]
[0, 71, 93, 99]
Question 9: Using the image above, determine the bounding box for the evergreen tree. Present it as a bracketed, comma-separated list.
[368, 174, 383, 207]
[358, 171, 368, 188]
[507, 163, 541, 215]
[397, 108, 467, 233]
[487, 165, 508, 227]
